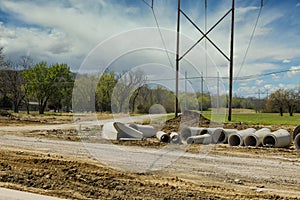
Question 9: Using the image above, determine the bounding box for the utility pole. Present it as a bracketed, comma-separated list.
[175, 0, 181, 117]
[185, 71, 187, 110]
[201, 73, 203, 112]
[217, 72, 220, 109]
[175, 0, 235, 119]
[228, 0, 235, 121]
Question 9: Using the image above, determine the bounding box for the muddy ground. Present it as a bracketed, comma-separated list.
[0, 111, 300, 199]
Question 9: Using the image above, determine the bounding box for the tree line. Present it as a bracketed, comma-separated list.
[1, 48, 299, 115]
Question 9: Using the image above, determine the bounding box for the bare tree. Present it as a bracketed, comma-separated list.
[0, 58, 26, 113]
[111, 70, 146, 113]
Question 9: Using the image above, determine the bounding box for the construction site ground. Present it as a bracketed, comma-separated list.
[0, 111, 300, 200]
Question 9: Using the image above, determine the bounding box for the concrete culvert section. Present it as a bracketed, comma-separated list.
[222, 129, 237, 143]
[129, 124, 156, 138]
[170, 132, 182, 144]
[186, 134, 212, 144]
[294, 133, 300, 149]
[263, 129, 291, 148]
[207, 128, 226, 144]
[228, 128, 256, 146]
[156, 131, 171, 143]
[113, 122, 143, 140]
[180, 127, 208, 141]
[244, 135, 257, 146]
[244, 128, 271, 147]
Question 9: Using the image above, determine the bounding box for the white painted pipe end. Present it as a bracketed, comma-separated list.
[156, 131, 171, 143]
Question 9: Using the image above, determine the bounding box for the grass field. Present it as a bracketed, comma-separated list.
[203, 112, 300, 125]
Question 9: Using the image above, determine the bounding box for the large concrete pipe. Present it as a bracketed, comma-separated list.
[186, 134, 212, 145]
[222, 129, 238, 144]
[170, 132, 182, 144]
[262, 129, 291, 148]
[113, 122, 143, 140]
[180, 127, 208, 141]
[207, 128, 227, 144]
[228, 128, 256, 146]
[294, 133, 300, 149]
[293, 125, 300, 140]
[244, 128, 271, 147]
[156, 131, 171, 143]
[129, 124, 156, 138]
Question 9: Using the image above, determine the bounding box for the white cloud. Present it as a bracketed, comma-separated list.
[271, 74, 280, 80]
[296, 3, 300, 7]
[255, 79, 264, 85]
[283, 59, 291, 63]
[0, 0, 299, 98]
[287, 66, 300, 77]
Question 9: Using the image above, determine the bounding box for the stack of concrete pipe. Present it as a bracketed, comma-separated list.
[180, 127, 235, 145]
[244, 128, 271, 147]
[228, 128, 256, 146]
[103, 122, 296, 149]
[228, 128, 291, 148]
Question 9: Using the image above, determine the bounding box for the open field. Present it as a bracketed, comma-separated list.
[203, 112, 300, 125]
[0, 111, 300, 199]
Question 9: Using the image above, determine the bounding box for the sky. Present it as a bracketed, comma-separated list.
[0, 0, 300, 98]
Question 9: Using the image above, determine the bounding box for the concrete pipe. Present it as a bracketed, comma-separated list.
[262, 129, 291, 148]
[207, 128, 227, 144]
[129, 124, 156, 138]
[294, 133, 300, 149]
[170, 132, 182, 144]
[180, 127, 208, 141]
[222, 129, 238, 144]
[244, 128, 271, 147]
[186, 134, 212, 145]
[156, 131, 171, 143]
[293, 125, 300, 140]
[228, 128, 256, 146]
[113, 122, 143, 140]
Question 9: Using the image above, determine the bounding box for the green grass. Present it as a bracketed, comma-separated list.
[203, 113, 300, 125]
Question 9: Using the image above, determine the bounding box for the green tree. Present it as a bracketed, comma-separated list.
[266, 89, 287, 116]
[96, 72, 116, 112]
[23, 62, 73, 114]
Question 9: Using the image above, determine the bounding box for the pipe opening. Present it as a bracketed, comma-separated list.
[228, 135, 241, 146]
[186, 137, 194, 144]
[244, 135, 257, 146]
[160, 134, 170, 143]
[263, 135, 276, 147]
[200, 129, 208, 135]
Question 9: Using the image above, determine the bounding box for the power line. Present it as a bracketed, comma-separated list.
[141, 0, 152, 8]
[146, 67, 300, 82]
[236, 0, 264, 78]
[140, 0, 174, 68]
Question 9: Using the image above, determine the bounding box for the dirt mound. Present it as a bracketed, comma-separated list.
[161, 110, 216, 133]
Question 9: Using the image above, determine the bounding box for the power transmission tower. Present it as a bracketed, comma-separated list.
[175, 0, 235, 121]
